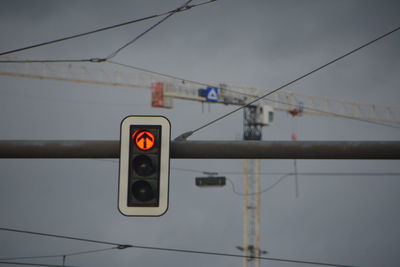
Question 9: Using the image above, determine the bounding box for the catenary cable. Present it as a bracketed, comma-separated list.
[0, 0, 218, 64]
[0, 247, 118, 261]
[91, 162, 400, 177]
[0, 2, 398, 133]
[226, 174, 292, 196]
[0, 262, 76, 267]
[0, 227, 129, 247]
[172, 166, 400, 176]
[175, 24, 400, 140]
[0, 0, 217, 57]
[0, 227, 358, 267]
[107, 60, 212, 88]
[1, 24, 399, 130]
[0, 58, 96, 63]
[126, 244, 358, 267]
[105, 0, 195, 60]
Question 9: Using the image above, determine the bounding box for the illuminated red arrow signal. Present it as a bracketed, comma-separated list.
[132, 130, 155, 150]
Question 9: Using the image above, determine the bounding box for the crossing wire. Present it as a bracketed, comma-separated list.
[0, 0, 217, 58]
[0, 227, 357, 267]
[105, 0, 195, 60]
[176, 24, 400, 140]
[0, 262, 76, 267]
[226, 174, 292, 196]
[172, 166, 400, 176]
[0, 227, 127, 247]
[0, 247, 118, 261]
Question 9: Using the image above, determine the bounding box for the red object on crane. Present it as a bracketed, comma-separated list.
[151, 82, 165, 108]
[288, 102, 304, 117]
[288, 108, 301, 117]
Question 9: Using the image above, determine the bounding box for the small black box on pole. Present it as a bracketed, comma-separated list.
[195, 177, 226, 187]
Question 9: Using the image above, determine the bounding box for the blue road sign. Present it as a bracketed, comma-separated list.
[206, 87, 219, 102]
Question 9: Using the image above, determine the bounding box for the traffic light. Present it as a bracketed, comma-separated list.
[118, 116, 171, 216]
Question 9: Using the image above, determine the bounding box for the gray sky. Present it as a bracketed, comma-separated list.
[0, 1, 400, 267]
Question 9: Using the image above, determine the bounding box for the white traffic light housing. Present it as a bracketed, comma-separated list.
[118, 116, 171, 216]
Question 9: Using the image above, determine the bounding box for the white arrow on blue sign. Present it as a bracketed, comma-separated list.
[206, 87, 219, 102]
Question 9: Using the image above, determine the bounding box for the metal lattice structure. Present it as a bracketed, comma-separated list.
[1, 57, 399, 126]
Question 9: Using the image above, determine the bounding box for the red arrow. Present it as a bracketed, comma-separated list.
[135, 131, 154, 150]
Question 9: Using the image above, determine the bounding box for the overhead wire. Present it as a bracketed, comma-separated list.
[226, 174, 292, 196]
[112, 244, 358, 267]
[171, 166, 400, 177]
[0, 0, 219, 64]
[177, 166, 400, 196]
[176, 24, 400, 140]
[0, 247, 118, 261]
[0, 4, 388, 267]
[89, 161, 400, 177]
[105, 0, 195, 60]
[107, 60, 212, 88]
[0, 0, 217, 58]
[0, 227, 129, 247]
[1, 6, 399, 131]
[0, 227, 358, 267]
[0, 58, 96, 63]
[0, 262, 76, 267]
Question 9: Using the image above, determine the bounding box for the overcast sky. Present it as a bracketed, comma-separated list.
[0, 1, 400, 267]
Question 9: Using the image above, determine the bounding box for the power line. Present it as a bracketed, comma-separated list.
[0, 2, 398, 134]
[0, 262, 77, 267]
[2, 29, 399, 130]
[107, 60, 211, 88]
[0, 247, 118, 261]
[226, 174, 292, 196]
[0, 227, 358, 267]
[92, 162, 400, 177]
[127, 244, 358, 267]
[107, 60, 258, 101]
[0, 227, 129, 247]
[172, 166, 400, 177]
[0, 59, 96, 63]
[105, 0, 195, 60]
[178, 24, 400, 140]
[0, 0, 217, 58]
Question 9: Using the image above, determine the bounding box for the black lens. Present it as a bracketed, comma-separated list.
[132, 180, 154, 201]
[132, 155, 155, 176]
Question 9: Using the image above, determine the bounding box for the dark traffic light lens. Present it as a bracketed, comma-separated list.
[132, 155, 155, 176]
[132, 180, 154, 201]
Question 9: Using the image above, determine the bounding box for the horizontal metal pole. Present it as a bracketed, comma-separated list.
[0, 140, 399, 159]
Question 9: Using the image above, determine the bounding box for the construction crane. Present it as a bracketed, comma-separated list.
[1, 57, 400, 267]
[1, 56, 399, 125]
